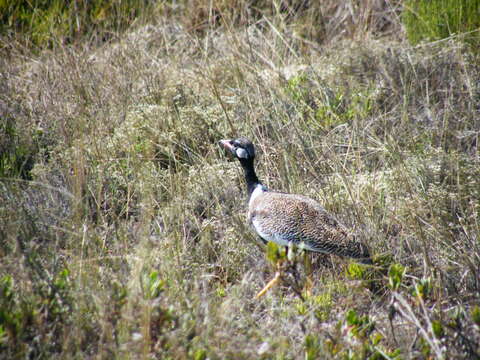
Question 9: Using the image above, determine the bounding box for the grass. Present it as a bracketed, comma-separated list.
[403, 0, 480, 48]
[0, 0, 156, 49]
[1, 1, 480, 359]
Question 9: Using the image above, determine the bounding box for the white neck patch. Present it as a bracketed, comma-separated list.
[236, 148, 249, 159]
[248, 183, 267, 207]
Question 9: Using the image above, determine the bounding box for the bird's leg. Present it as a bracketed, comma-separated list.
[255, 270, 281, 299]
[283, 260, 306, 302]
[286, 244, 311, 298]
[255, 247, 289, 299]
[255, 246, 305, 299]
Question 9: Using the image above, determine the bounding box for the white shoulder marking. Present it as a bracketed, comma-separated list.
[248, 184, 267, 208]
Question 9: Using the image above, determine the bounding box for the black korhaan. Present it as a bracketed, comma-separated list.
[219, 137, 372, 264]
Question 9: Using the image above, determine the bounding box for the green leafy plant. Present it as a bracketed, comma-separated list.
[471, 306, 480, 327]
[266, 242, 287, 266]
[304, 334, 322, 360]
[412, 277, 433, 300]
[345, 309, 375, 339]
[388, 264, 406, 291]
[142, 270, 165, 300]
[346, 262, 367, 280]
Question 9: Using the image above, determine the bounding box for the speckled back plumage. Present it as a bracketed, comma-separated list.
[248, 191, 371, 263]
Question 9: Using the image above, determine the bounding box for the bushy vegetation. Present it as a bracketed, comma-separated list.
[1, 1, 479, 359]
[0, 0, 155, 48]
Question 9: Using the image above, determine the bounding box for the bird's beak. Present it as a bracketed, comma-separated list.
[219, 139, 235, 154]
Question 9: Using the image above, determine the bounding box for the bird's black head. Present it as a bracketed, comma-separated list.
[219, 137, 256, 161]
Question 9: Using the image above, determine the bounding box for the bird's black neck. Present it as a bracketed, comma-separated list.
[239, 158, 261, 196]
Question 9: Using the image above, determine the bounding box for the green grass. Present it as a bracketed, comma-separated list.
[1, 1, 480, 359]
[403, 0, 480, 48]
[0, 0, 156, 49]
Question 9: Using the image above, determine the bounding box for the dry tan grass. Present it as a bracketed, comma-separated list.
[1, 2, 479, 359]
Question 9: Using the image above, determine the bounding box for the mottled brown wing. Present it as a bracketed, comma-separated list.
[249, 192, 370, 261]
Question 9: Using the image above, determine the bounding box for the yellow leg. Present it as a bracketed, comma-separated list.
[255, 271, 281, 299]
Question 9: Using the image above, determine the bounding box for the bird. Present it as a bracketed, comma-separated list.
[219, 137, 372, 297]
